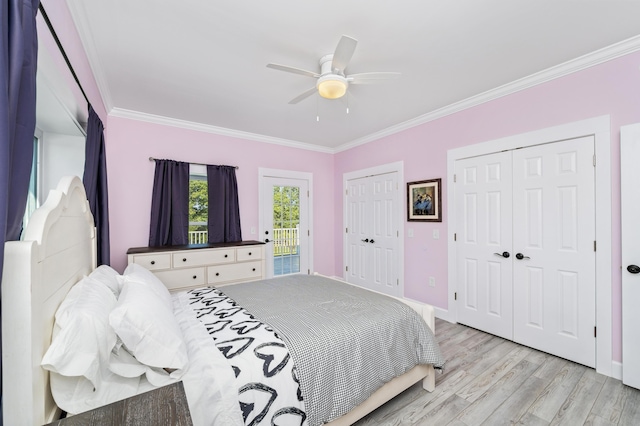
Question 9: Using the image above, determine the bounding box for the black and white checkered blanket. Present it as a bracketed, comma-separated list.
[221, 275, 445, 426]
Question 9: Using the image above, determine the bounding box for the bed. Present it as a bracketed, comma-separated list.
[1, 176, 444, 425]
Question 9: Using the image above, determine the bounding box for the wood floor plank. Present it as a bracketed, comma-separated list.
[527, 360, 587, 422]
[549, 370, 605, 425]
[618, 384, 640, 426]
[455, 360, 539, 425]
[590, 376, 629, 424]
[354, 319, 640, 426]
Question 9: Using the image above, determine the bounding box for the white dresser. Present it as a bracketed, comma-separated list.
[127, 241, 265, 292]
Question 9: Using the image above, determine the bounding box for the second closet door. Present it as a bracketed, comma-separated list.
[456, 136, 596, 367]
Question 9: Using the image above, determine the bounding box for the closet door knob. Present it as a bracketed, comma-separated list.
[369, 239, 375, 244]
[515, 253, 530, 260]
[493, 252, 510, 258]
[361, 238, 369, 243]
[627, 265, 640, 274]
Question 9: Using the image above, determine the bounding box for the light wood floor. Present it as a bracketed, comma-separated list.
[354, 319, 640, 426]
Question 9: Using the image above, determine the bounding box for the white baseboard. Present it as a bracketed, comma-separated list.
[434, 306, 455, 323]
[612, 361, 622, 380]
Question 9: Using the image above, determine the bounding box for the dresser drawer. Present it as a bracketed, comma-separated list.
[236, 246, 262, 262]
[173, 248, 235, 267]
[207, 261, 262, 284]
[155, 267, 206, 290]
[131, 253, 171, 271]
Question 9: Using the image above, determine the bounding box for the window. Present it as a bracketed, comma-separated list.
[23, 136, 39, 230]
[188, 165, 207, 244]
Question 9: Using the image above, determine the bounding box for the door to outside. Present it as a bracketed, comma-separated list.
[261, 176, 310, 278]
[455, 136, 596, 367]
[346, 172, 401, 297]
[621, 123, 640, 390]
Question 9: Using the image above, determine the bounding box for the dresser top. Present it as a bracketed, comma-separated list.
[127, 240, 265, 255]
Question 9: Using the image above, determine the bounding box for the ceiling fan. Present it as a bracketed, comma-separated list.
[267, 35, 400, 104]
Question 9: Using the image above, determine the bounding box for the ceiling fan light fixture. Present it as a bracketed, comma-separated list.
[317, 75, 348, 99]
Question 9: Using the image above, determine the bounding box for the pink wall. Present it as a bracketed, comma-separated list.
[105, 116, 335, 275]
[335, 50, 640, 362]
[44, 2, 640, 363]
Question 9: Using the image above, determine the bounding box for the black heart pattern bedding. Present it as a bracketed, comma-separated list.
[187, 287, 307, 426]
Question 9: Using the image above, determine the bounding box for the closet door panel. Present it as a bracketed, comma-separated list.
[455, 152, 513, 340]
[512, 136, 596, 368]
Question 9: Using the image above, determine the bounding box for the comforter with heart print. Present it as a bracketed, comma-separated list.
[183, 286, 307, 426]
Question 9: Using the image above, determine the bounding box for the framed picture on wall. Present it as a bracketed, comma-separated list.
[407, 178, 442, 222]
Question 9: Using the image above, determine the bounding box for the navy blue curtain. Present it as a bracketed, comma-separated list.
[149, 160, 189, 246]
[207, 165, 241, 243]
[82, 105, 110, 265]
[0, 0, 39, 418]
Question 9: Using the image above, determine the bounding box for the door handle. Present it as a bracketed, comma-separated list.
[361, 238, 369, 243]
[515, 253, 530, 260]
[627, 264, 640, 274]
[493, 251, 510, 258]
[370, 239, 375, 243]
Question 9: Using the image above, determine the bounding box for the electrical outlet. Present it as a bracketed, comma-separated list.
[428, 276, 436, 287]
[250, 227, 256, 235]
[408, 228, 414, 238]
[433, 229, 440, 239]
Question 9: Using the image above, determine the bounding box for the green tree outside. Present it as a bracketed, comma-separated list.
[189, 179, 208, 233]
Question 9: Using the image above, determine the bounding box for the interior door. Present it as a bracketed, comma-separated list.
[512, 137, 596, 368]
[621, 123, 640, 389]
[261, 176, 310, 278]
[346, 172, 400, 296]
[455, 137, 596, 367]
[455, 151, 514, 340]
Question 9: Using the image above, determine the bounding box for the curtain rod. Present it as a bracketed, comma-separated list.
[38, 3, 90, 106]
[148, 157, 239, 169]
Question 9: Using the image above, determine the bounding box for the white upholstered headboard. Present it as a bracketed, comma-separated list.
[1, 176, 96, 425]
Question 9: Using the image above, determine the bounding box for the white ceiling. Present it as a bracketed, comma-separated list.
[64, 1, 640, 152]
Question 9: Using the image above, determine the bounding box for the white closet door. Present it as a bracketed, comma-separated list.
[621, 123, 640, 389]
[346, 176, 372, 289]
[346, 172, 400, 297]
[512, 136, 596, 367]
[455, 151, 514, 340]
[370, 173, 400, 296]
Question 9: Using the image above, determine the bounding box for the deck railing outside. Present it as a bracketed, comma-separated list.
[188, 230, 208, 244]
[187, 227, 299, 253]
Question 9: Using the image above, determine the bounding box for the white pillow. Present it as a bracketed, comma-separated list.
[109, 276, 189, 372]
[41, 276, 118, 390]
[119, 263, 173, 308]
[88, 265, 122, 297]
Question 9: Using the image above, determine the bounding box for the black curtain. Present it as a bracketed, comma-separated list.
[0, 0, 39, 417]
[149, 160, 189, 246]
[207, 165, 241, 243]
[82, 105, 110, 265]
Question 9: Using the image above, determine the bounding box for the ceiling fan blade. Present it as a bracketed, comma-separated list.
[288, 87, 317, 104]
[348, 72, 401, 84]
[267, 63, 320, 78]
[331, 35, 357, 73]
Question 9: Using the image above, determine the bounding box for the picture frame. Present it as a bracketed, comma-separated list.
[407, 178, 442, 222]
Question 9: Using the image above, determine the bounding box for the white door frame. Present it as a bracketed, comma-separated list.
[258, 168, 314, 276]
[446, 115, 612, 377]
[343, 161, 404, 294]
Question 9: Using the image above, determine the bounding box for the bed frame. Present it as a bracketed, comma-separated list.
[2, 176, 96, 425]
[1, 175, 436, 426]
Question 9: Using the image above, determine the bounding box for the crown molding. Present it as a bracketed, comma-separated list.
[109, 108, 336, 154]
[65, 0, 114, 113]
[334, 34, 640, 153]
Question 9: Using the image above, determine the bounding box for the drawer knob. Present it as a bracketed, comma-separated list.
[248, 252, 252, 256]
[183, 258, 187, 262]
[216, 272, 220, 276]
[150, 260, 155, 265]
[192, 275, 197, 280]
[224, 254, 228, 258]
[252, 268, 256, 272]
